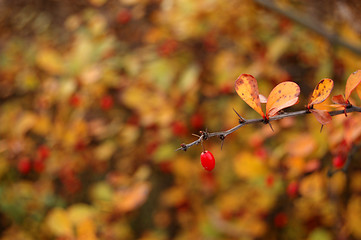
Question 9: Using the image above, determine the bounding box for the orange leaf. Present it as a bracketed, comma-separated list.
[266, 81, 300, 118]
[331, 94, 347, 105]
[76, 219, 97, 240]
[308, 78, 334, 108]
[311, 109, 332, 125]
[345, 70, 361, 101]
[235, 74, 265, 117]
[114, 182, 151, 213]
[357, 83, 361, 100]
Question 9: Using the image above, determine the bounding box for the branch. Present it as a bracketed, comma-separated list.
[253, 0, 361, 56]
[176, 106, 361, 151]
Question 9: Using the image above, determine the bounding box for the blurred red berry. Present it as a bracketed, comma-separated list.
[190, 113, 204, 130]
[33, 158, 45, 173]
[37, 145, 50, 160]
[127, 114, 140, 126]
[158, 39, 178, 57]
[200, 171, 217, 191]
[158, 161, 172, 173]
[74, 140, 87, 151]
[101, 95, 114, 110]
[220, 84, 232, 94]
[172, 121, 187, 136]
[249, 135, 263, 148]
[69, 94, 81, 107]
[255, 147, 267, 160]
[287, 181, 299, 198]
[146, 142, 159, 155]
[117, 9, 132, 24]
[200, 151, 215, 171]
[202, 32, 218, 52]
[18, 157, 31, 174]
[265, 174, 274, 187]
[279, 18, 291, 32]
[333, 155, 346, 169]
[274, 212, 288, 228]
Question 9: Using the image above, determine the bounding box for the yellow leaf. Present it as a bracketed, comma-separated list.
[161, 186, 186, 207]
[299, 173, 325, 201]
[233, 152, 267, 180]
[351, 173, 361, 193]
[36, 48, 64, 74]
[266, 35, 290, 62]
[32, 114, 51, 135]
[46, 208, 73, 237]
[285, 156, 305, 178]
[94, 140, 116, 161]
[68, 204, 96, 226]
[90, 182, 113, 211]
[347, 196, 361, 239]
[308, 78, 334, 107]
[14, 112, 37, 136]
[76, 218, 98, 240]
[235, 74, 264, 117]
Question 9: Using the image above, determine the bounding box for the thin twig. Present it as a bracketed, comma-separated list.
[176, 106, 361, 151]
[253, 0, 361, 56]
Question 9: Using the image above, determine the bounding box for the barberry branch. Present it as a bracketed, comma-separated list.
[176, 106, 361, 151]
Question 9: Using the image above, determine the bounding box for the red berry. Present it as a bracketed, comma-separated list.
[37, 145, 50, 160]
[117, 9, 132, 24]
[200, 151, 215, 171]
[157, 39, 178, 57]
[287, 181, 299, 198]
[274, 212, 288, 228]
[190, 113, 204, 130]
[33, 158, 45, 173]
[74, 140, 86, 151]
[101, 95, 114, 110]
[265, 174, 274, 187]
[17, 157, 31, 174]
[69, 94, 81, 107]
[172, 121, 187, 136]
[255, 147, 267, 160]
[333, 155, 345, 169]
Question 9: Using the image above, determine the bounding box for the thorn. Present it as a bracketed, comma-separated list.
[233, 108, 246, 123]
[220, 135, 225, 150]
[320, 125, 324, 133]
[268, 122, 274, 132]
[192, 133, 201, 138]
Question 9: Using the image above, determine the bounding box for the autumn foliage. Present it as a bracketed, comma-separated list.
[2, 0, 361, 240]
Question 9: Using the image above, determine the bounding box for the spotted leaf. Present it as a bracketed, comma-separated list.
[266, 81, 300, 118]
[308, 78, 333, 108]
[235, 74, 264, 117]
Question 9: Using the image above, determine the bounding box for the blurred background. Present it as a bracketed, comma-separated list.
[1, 0, 361, 239]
